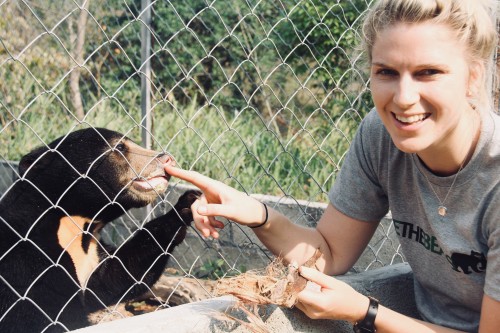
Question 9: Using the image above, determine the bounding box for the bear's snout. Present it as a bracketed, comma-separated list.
[156, 153, 176, 168]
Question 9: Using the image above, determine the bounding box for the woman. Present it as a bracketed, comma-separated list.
[165, 0, 499, 332]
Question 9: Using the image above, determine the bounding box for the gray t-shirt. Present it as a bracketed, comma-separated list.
[329, 109, 500, 332]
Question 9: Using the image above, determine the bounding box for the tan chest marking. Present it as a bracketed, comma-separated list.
[57, 216, 101, 288]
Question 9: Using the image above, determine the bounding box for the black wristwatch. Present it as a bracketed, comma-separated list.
[353, 296, 379, 333]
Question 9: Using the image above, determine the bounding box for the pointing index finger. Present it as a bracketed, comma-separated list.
[164, 165, 212, 190]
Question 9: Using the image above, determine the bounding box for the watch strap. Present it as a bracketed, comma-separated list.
[353, 296, 379, 333]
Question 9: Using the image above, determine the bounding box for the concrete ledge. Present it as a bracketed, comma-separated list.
[72, 263, 418, 333]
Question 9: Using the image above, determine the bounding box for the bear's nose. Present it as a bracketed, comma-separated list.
[156, 153, 176, 166]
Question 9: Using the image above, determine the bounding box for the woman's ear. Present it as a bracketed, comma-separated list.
[467, 60, 485, 99]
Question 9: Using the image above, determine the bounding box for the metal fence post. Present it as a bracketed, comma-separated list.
[140, 0, 153, 221]
[141, 0, 152, 149]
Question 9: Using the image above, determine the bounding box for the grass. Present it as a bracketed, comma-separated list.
[0, 82, 363, 202]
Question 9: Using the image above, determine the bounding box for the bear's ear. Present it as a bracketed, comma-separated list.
[19, 145, 49, 177]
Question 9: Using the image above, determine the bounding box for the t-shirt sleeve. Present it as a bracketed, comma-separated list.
[483, 188, 500, 301]
[329, 110, 389, 222]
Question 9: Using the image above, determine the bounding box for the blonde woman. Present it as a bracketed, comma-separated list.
[166, 0, 499, 332]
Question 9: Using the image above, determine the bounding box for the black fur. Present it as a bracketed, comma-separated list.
[0, 128, 199, 333]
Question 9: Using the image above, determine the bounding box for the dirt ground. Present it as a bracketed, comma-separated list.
[88, 251, 321, 332]
[88, 271, 217, 325]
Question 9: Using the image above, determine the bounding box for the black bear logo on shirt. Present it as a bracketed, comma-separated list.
[446, 251, 487, 274]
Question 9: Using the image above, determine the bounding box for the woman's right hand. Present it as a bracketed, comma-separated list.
[164, 165, 267, 238]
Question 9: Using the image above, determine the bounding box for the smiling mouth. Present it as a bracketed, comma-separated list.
[394, 113, 431, 124]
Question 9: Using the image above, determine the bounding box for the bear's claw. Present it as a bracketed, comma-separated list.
[175, 189, 202, 222]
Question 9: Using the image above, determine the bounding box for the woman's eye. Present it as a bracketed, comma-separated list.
[417, 69, 441, 76]
[375, 69, 397, 76]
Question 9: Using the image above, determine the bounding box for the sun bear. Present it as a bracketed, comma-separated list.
[0, 128, 200, 333]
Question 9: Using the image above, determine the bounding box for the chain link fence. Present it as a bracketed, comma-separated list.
[0, 0, 497, 332]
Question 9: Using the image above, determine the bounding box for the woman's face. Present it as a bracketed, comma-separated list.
[370, 21, 477, 156]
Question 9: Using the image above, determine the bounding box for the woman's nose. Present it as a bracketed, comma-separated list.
[393, 75, 420, 109]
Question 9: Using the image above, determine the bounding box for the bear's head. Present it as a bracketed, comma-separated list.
[18, 128, 175, 221]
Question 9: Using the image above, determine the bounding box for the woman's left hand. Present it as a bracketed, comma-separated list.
[295, 266, 369, 323]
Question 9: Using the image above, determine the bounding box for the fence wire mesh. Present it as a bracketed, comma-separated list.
[1, 0, 496, 332]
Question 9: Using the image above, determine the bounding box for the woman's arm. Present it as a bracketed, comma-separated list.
[297, 267, 500, 333]
[479, 294, 500, 333]
[164, 165, 378, 274]
[375, 295, 500, 333]
[254, 203, 379, 275]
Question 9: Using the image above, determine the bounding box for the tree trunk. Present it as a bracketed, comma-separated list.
[69, 0, 90, 120]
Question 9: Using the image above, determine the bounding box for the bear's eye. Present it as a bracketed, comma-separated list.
[114, 143, 126, 152]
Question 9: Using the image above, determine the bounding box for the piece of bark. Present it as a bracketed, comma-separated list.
[215, 249, 322, 308]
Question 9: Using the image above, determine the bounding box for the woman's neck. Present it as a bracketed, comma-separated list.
[417, 109, 480, 176]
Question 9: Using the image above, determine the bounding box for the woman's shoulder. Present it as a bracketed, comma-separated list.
[360, 108, 384, 128]
[358, 108, 392, 144]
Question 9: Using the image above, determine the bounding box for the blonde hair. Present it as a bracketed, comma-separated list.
[362, 0, 498, 110]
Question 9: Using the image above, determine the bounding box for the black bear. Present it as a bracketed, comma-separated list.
[0, 128, 199, 333]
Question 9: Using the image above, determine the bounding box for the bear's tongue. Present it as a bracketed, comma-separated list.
[132, 176, 169, 192]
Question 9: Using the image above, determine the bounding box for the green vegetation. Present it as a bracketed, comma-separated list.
[195, 258, 245, 280]
[0, 0, 373, 202]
